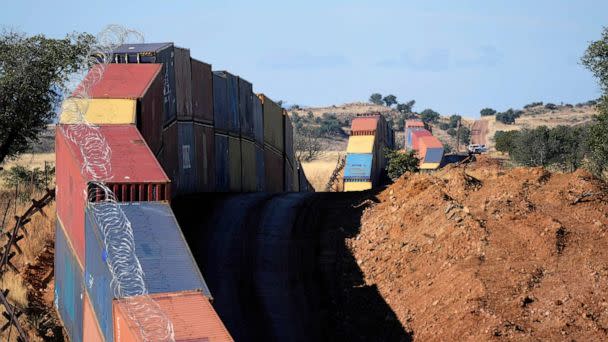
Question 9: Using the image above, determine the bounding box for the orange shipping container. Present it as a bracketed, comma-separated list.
[351, 116, 379, 135]
[113, 291, 233, 342]
[83, 291, 104, 342]
[405, 119, 425, 129]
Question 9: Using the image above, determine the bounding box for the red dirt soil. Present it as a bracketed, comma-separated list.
[349, 157, 608, 341]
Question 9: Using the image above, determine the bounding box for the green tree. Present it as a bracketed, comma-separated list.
[448, 114, 462, 128]
[494, 131, 519, 153]
[385, 149, 419, 180]
[369, 93, 383, 105]
[397, 100, 415, 113]
[319, 113, 343, 136]
[480, 108, 497, 116]
[0, 30, 95, 165]
[582, 27, 608, 177]
[420, 109, 440, 123]
[383, 94, 398, 107]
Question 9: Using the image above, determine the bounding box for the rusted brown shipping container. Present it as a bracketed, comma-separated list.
[284, 110, 294, 165]
[264, 146, 284, 193]
[228, 136, 242, 191]
[241, 139, 257, 191]
[174, 47, 193, 120]
[191, 58, 214, 124]
[194, 123, 215, 192]
[259, 94, 284, 153]
[239, 77, 254, 140]
[161, 122, 179, 188]
[252, 94, 264, 145]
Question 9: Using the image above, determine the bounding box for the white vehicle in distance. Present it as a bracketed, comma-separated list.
[467, 144, 488, 154]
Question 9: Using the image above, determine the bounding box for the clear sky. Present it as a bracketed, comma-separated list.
[2, 0, 607, 118]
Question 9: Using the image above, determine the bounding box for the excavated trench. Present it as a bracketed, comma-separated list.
[173, 192, 412, 342]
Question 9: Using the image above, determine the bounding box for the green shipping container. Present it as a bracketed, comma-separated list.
[259, 94, 284, 153]
[228, 136, 242, 191]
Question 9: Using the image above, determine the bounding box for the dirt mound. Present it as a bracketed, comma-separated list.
[349, 156, 608, 341]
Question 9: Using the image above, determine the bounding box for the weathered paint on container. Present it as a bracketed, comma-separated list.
[55, 219, 84, 342]
[174, 47, 193, 119]
[405, 119, 425, 128]
[406, 127, 426, 150]
[284, 111, 294, 165]
[284, 159, 294, 192]
[344, 153, 373, 180]
[138, 63, 165, 155]
[113, 291, 234, 342]
[411, 129, 433, 151]
[252, 94, 264, 145]
[83, 291, 104, 342]
[59, 98, 136, 124]
[214, 133, 230, 191]
[239, 77, 254, 140]
[241, 139, 257, 192]
[419, 135, 444, 164]
[213, 72, 229, 132]
[255, 144, 266, 192]
[264, 146, 284, 193]
[191, 59, 214, 124]
[85, 202, 211, 341]
[260, 94, 284, 152]
[228, 136, 242, 191]
[56, 125, 169, 265]
[111, 43, 176, 124]
[346, 135, 375, 154]
[161, 122, 179, 188]
[351, 116, 379, 135]
[420, 162, 441, 170]
[194, 123, 215, 192]
[225, 72, 240, 136]
[177, 121, 196, 194]
[344, 181, 372, 192]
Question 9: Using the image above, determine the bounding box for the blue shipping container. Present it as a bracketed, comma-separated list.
[424, 147, 444, 163]
[344, 153, 373, 180]
[178, 121, 196, 194]
[111, 43, 176, 125]
[253, 95, 264, 145]
[239, 77, 254, 140]
[255, 144, 266, 192]
[213, 71, 229, 132]
[215, 133, 230, 191]
[85, 202, 211, 342]
[55, 219, 84, 342]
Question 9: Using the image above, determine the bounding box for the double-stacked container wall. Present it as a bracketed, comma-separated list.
[174, 47, 192, 120]
[191, 59, 214, 124]
[283, 111, 297, 191]
[260, 94, 285, 192]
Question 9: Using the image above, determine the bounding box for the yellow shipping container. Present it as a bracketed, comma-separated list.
[59, 98, 136, 124]
[420, 162, 441, 170]
[344, 181, 372, 192]
[346, 135, 375, 154]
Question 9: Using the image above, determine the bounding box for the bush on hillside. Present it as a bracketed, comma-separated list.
[523, 102, 543, 109]
[420, 109, 440, 123]
[385, 149, 419, 181]
[480, 108, 497, 116]
[545, 103, 558, 110]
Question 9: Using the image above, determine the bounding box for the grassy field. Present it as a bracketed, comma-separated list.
[301, 151, 344, 191]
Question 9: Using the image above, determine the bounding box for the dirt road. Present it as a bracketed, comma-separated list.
[471, 119, 489, 145]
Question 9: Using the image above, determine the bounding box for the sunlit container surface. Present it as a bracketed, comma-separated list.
[344, 181, 372, 192]
[228, 136, 242, 191]
[351, 116, 379, 136]
[346, 135, 375, 154]
[56, 124, 169, 265]
[344, 154, 373, 181]
[83, 291, 104, 342]
[191, 58, 214, 124]
[419, 135, 444, 165]
[406, 127, 427, 150]
[405, 119, 425, 128]
[85, 202, 211, 342]
[59, 98, 136, 124]
[113, 291, 233, 342]
[411, 129, 433, 151]
[55, 219, 84, 342]
[420, 162, 441, 170]
[260, 94, 284, 153]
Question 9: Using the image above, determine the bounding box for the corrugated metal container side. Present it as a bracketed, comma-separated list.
[346, 135, 375, 154]
[228, 136, 242, 191]
[344, 181, 373, 192]
[411, 129, 433, 151]
[139, 65, 165, 155]
[56, 126, 87, 265]
[174, 47, 193, 119]
[284, 159, 294, 192]
[59, 98, 136, 124]
[284, 111, 294, 165]
[161, 122, 179, 187]
[213, 72, 229, 132]
[238, 77, 254, 139]
[177, 121, 196, 195]
[113, 291, 234, 342]
[214, 133, 230, 191]
[344, 153, 373, 180]
[252, 94, 264, 145]
[406, 127, 426, 150]
[85, 202, 211, 341]
[351, 116, 379, 135]
[292, 160, 300, 192]
[419, 136, 444, 164]
[83, 291, 104, 342]
[111, 43, 176, 124]
[260, 94, 284, 152]
[264, 146, 284, 193]
[191, 58, 214, 124]
[241, 139, 257, 192]
[225, 72, 240, 136]
[194, 123, 215, 192]
[255, 144, 266, 192]
[405, 119, 425, 128]
[55, 219, 84, 342]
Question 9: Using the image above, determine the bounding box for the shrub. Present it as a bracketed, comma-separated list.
[420, 109, 440, 123]
[369, 93, 383, 105]
[439, 122, 450, 130]
[545, 103, 558, 110]
[2, 164, 55, 202]
[480, 108, 497, 116]
[523, 102, 543, 109]
[385, 149, 419, 180]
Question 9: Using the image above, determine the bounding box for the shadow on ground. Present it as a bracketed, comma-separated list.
[173, 190, 412, 342]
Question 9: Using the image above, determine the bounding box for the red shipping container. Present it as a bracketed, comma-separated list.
[351, 116, 379, 136]
[80, 64, 164, 155]
[113, 291, 234, 342]
[405, 119, 425, 129]
[411, 129, 433, 151]
[56, 124, 170, 264]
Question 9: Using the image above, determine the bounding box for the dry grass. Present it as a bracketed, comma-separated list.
[1, 153, 55, 171]
[301, 151, 344, 191]
[1, 271, 28, 308]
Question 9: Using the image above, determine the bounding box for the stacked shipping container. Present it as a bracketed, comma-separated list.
[56, 41, 311, 342]
[404, 119, 444, 170]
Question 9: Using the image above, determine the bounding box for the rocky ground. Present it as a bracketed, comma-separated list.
[349, 157, 608, 341]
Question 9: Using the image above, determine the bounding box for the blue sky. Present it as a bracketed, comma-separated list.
[2, 0, 607, 118]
